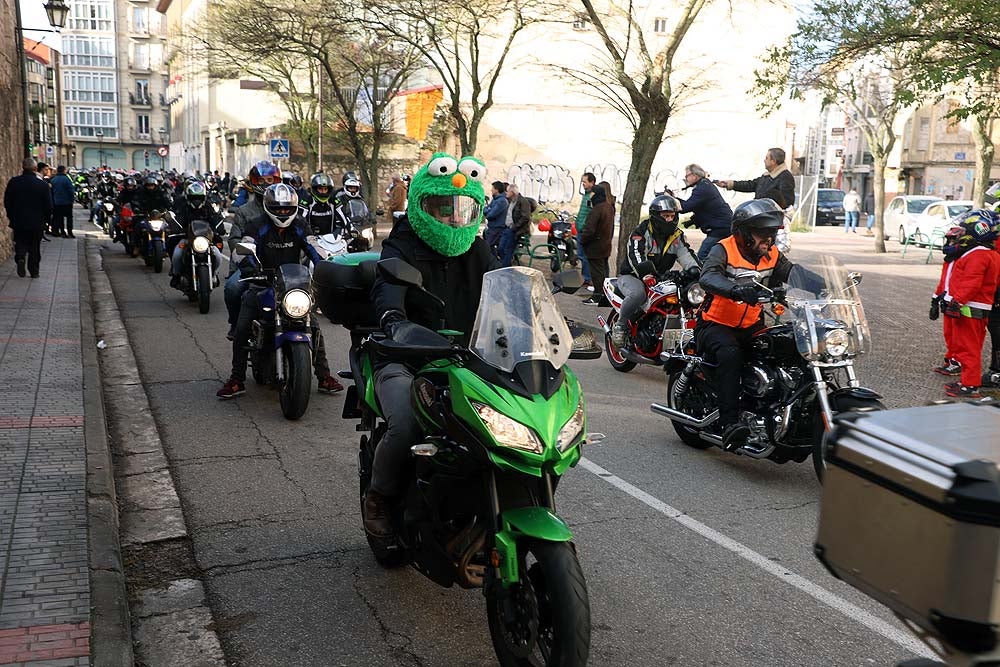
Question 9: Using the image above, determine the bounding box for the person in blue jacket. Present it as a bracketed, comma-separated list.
[49, 166, 77, 237]
[482, 180, 508, 258]
[675, 163, 733, 261]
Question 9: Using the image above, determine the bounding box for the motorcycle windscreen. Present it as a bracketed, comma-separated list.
[785, 254, 871, 359]
[344, 199, 371, 225]
[470, 267, 572, 373]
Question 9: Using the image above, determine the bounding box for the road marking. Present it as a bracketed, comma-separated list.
[577, 457, 934, 659]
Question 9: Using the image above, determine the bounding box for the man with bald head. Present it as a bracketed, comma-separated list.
[4, 158, 53, 278]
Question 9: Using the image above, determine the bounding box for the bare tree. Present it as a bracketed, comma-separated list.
[578, 0, 716, 263]
[190, 0, 419, 211]
[363, 0, 541, 155]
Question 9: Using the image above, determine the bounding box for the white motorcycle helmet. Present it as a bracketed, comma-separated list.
[344, 177, 362, 198]
[263, 183, 299, 228]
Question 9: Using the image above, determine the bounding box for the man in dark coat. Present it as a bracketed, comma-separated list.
[4, 158, 53, 278]
[579, 184, 614, 306]
[718, 148, 796, 209]
[676, 163, 733, 261]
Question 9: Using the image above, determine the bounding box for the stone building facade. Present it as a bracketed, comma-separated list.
[1, 0, 28, 263]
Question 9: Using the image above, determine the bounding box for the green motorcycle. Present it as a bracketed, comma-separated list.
[314, 256, 597, 666]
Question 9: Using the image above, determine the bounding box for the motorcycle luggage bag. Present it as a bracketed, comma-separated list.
[312, 252, 380, 328]
[815, 402, 1000, 654]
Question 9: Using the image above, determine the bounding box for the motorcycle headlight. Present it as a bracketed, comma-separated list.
[192, 236, 211, 253]
[824, 328, 850, 358]
[104, 203, 114, 211]
[362, 228, 374, 242]
[472, 402, 542, 454]
[281, 289, 313, 319]
[148, 220, 165, 232]
[686, 282, 706, 305]
[556, 402, 586, 452]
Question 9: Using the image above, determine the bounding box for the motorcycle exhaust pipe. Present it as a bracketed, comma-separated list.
[650, 403, 719, 428]
[596, 315, 612, 336]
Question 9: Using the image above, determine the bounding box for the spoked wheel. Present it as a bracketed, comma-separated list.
[486, 540, 591, 667]
[812, 395, 886, 482]
[666, 370, 715, 449]
[278, 342, 311, 420]
[358, 425, 406, 567]
[603, 311, 635, 373]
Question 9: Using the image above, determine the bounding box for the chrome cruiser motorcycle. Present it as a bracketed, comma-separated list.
[653, 255, 885, 480]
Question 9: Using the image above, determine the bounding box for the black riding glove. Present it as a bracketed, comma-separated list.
[929, 295, 941, 321]
[730, 284, 763, 304]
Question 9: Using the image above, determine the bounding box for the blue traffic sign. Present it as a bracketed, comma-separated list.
[269, 138, 290, 160]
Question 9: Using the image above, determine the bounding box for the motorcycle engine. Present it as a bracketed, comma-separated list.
[741, 364, 775, 398]
[633, 314, 664, 353]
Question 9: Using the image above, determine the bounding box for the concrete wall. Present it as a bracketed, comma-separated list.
[0, 0, 26, 263]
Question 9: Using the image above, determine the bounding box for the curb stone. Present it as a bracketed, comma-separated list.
[79, 239, 135, 667]
[86, 238, 225, 666]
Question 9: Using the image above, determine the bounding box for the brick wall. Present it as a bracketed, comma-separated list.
[0, 0, 26, 263]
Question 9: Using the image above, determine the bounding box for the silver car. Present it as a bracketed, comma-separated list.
[885, 195, 943, 243]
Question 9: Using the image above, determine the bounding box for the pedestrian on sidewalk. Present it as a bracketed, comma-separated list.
[576, 173, 596, 290]
[50, 165, 76, 238]
[499, 184, 531, 267]
[4, 157, 53, 278]
[843, 188, 861, 233]
[676, 163, 733, 261]
[864, 191, 876, 236]
[482, 180, 508, 259]
[579, 183, 613, 306]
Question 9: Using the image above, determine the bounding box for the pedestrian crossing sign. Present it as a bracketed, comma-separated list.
[269, 138, 290, 160]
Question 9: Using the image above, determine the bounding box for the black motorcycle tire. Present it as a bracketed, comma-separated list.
[603, 311, 636, 373]
[196, 264, 211, 314]
[666, 370, 714, 449]
[152, 240, 164, 273]
[813, 395, 886, 482]
[358, 425, 406, 567]
[486, 540, 591, 667]
[279, 342, 311, 420]
[550, 248, 562, 274]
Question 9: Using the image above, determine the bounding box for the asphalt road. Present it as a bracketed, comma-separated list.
[97, 218, 969, 667]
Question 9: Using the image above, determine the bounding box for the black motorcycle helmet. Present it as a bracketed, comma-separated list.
[185, 181, 207, 209]
[310, 173, 333, 202]
[648, 194, 682, 234]
[290, 173, 303, 189]
[143, 175, 158, 192]
[731, 198, 784, 263]
[124, 177, 137, 191]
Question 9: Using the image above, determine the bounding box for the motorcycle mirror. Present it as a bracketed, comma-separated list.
[377, 258, 424, 288]
[553, 269, 584, 294]
[234, 242, 257, 256]
[848, 271, 862, 286]
[733, 269, 761, 281]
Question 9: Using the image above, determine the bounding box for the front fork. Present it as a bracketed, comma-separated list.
[190, 253, 214, 288]
[811, 363, 860, 433]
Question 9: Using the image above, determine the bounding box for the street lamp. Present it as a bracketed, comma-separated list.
[96, 130, 104, 168]
[14, 0, 69, 157]
[156, 127, 167, 170]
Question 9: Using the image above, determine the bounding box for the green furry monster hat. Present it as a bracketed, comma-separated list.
[407, 152, 487, 257]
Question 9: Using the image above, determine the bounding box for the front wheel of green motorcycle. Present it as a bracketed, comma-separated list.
[486, 540, 591, 667]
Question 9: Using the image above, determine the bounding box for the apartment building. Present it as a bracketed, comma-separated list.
[24, 40, 68, 167]
[62, 0, 170, 169]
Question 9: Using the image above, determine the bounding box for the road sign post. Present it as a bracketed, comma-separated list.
[156, 145, 168, 171]
[269, 138, 290, 163]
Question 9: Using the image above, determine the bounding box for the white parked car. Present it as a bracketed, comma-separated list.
[885, 195, 943, 243]
[907, 200, 974, 245]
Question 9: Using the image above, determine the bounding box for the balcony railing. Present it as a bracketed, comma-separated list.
[129, 92, 153, 106]
[130, 129, 153, 142]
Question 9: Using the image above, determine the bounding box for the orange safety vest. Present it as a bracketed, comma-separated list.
[702, 236, 779, 329]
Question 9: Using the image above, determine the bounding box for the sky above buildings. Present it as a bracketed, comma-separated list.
[19, 0, 63, 50]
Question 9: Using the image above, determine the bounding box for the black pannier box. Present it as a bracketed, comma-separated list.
[312, 252, 380, 328]
[816, 402, 1000, 656]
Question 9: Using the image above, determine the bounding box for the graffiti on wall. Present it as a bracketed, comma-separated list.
[505, 163, 577, 204]
[504, 162, 687, 205]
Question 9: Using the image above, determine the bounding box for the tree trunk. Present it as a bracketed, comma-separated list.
[615, 114, 667, 268]
[971, 114, 994, 207]
[871, 154, 888, 253]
